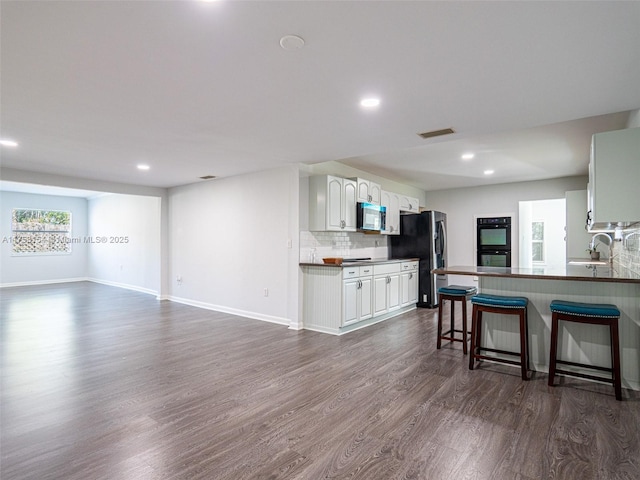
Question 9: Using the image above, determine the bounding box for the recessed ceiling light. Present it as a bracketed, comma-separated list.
[0, 139, 19, 147]
[280, 35, 305, 50]
[461, 153, 475, 160]
[137, 164, 150, 171]
[484, 169, 494, 175]
[360, 98, 380, 109]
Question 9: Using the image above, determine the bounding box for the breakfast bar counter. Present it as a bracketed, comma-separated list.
[433, 264, 640, 391]
[433, 262, 640, 284]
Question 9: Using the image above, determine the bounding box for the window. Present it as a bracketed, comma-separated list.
[11, 209, 72, 255]
[531, 221, 544, 263]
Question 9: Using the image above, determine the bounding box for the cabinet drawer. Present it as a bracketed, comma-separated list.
[373, 263, 401, 276]
[359, 265, 373, 277]
[401, 261, 418, 272]
[343, 266, 374, 279]
[343, 267, 361, 279]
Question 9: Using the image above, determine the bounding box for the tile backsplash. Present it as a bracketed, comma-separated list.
[300, 231, 388, 263]
[618, 228, 640, 275]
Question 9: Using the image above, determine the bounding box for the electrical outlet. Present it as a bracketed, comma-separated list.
[264, 288, 269, 297]
[176, 275, 183, 286]
[287, 239, 292, 248]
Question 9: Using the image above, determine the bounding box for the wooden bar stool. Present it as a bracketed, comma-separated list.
[548, 300, 622, 400]
[469, 293, 529, 380]
[437, 285, 477, 354]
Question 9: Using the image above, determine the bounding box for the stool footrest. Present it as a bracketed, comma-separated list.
[554, 368, 615, 385]
[556, 359, 612, 374]
[477, 346, 522, 358]
[473, 354, 523, 368]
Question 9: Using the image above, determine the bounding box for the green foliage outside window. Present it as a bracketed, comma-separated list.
[11, 209, 72, 254]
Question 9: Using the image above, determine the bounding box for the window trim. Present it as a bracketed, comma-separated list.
[531, 220, 545, 264]
[10, 208, 73, 256]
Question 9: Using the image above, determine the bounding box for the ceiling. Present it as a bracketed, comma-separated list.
[1, 1, 639, 193]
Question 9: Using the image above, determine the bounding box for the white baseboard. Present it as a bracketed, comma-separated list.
[0, 277, 89, 288]
[167, 295, 290, 327]
[86, 278, 157, 296]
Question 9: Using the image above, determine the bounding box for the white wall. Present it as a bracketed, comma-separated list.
[425, 176, 588, 285]
[519, 198, 566, 268]
[0, 191, 88, 286]
[87, 194, 162, 295]
[168, 165, 300, 326]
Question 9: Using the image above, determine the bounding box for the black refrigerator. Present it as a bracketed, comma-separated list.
[388, 211, 448, 308]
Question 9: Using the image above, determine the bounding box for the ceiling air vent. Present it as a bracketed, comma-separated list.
[418, 128, 455, 139]
[199, 175, 216, 180]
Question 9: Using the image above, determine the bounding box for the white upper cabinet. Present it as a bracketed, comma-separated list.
[588, 127, 640, 230]
[399, 195, 420, 213]
[381, 190, 400, 235]
[566, 190, 593, 258]
[309, 175, 357, 232]
[353, 178, 381, 205]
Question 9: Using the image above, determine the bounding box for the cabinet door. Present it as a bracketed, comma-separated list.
[381, 190, 400, 235]
[401, 271, 418, 306]
[388, 273, 401, 312]
[343, 278, 359, 326]
[356, 179, 381, 205]
[373, 276, 389, 316]
[342, 178, 358, 231]
[327, 176, 344, 231]
[401, 272, 411, 306]
[356, 179, 370, 203]
[590, 127, 640, 225]
[369, 182, 381, 205]
[359, 277, 373, 321]
[408, 271, 418, 304]
[399, 195, 419, 213]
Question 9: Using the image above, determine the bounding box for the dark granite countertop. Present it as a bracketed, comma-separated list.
[433, 260, 640, 284]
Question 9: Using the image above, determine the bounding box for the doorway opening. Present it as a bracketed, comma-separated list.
[518, 199, 566, 269]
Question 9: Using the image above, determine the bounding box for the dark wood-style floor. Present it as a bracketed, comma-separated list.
[1, 282, 639, 480]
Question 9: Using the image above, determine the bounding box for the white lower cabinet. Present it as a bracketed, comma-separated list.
[400, 261, 419, 306]
[343, 266, 373, 326]
[302, 261, 419, 335]
[373, 263, 402, 316]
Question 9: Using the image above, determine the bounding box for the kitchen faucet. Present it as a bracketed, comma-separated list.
[590, 232, 617, 264]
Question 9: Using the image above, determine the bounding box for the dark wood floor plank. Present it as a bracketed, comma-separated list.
[2, 282, 639, 480]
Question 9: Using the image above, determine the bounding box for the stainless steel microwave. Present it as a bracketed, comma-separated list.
[357, 202, 386, 232]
